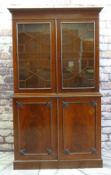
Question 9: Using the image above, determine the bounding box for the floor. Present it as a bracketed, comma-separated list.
[0, 151, 111, 175]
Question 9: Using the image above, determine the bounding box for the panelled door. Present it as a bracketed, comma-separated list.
[58, 97, 100, 160]
[14, 97, 57, 160]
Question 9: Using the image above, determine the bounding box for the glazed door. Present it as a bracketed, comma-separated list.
[14, 98, 57, 160]
[57, 20, 98, 92]
[15, 20, 56, 92]
[59, 97, 101, 160]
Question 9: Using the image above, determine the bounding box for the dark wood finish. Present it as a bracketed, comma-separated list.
[9, 7, 102, 93]
[13, 92, 101, 98]
[59, 97, 101, 160]
[14, 159, 102, 169]
[8, 8, 102, 20]
[13, 97, 57, 160]
[9, 8, 103, 169]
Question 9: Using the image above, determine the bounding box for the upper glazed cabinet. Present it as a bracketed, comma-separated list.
[11, 8, 100, 93]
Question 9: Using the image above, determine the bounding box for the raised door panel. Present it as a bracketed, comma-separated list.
[59, 97, 101, 160]
[13, 98, 57, 160]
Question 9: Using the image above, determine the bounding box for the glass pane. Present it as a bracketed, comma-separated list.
[17, 23, 51, 89]
[61, 23, 95, 88]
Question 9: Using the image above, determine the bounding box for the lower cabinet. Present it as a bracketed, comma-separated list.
[13, 96, 102, 169]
